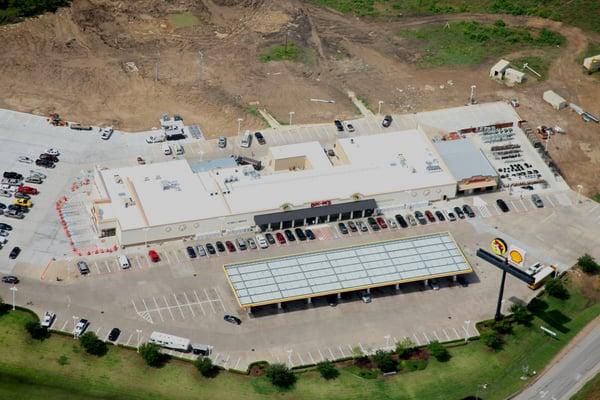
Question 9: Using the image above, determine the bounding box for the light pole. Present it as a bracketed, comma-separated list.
[384, 334, 391, 350]
[469, 85, 477, 105]
[576, 184, 583, 205]
[286, 349, 293, 367]
[289, 111, 295, 125]
[464, 320, 471, 342]
[378, 100, 384, 115]
[136, 329, 142, 350]
[237, 118, 243, 136]
[72, 315, 79, 338]
[9, 286, 17, 310]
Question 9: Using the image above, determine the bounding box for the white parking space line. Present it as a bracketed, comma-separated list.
[193, 290, 206, 315]
[104, 260, 112, 273]
[93, 262, 101, 274]
[173, 251, 182, 263]
[462, 325, 470, 337]
[413, 333, 421, 346]
[61, 320, 69, 331]
[153, 297, 165, 322]
[546, 195, 556, 208]
[453, 327, 461, 339]
[519, 198, 529, 211]
[433, 331, 440, 341]
[205, 288, 216, 313]
[126, 333, 133, 345]
[422, 332, 430, 344]
[134, 257, 142, 269]
[183, 292, 195, 317]
[95, 327, 102, 336]
[308, 352, 316, 364]
[172, 294, 186, 319]
[442, 328, 450, 341]
[214, 287, 226, 312]
[163, 296, 176, 320]
[297, 352, 305, 365]
[317, 348, 325, 362]
[233, 357, 241, 370]
[163, 251, 171, 264]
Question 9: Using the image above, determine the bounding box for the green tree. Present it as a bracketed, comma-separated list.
[545, 278, 569, 299]
[492, 317, 513, 334]
[265, 363, 297, 388]
[578, 254, 599, 274]
[194, 356, 214, 377]
[316, 360, 339, 380]
[79, 332, 107, 356]
[138, 343, 165, 367]
[481, 329, 504, 351]
[25, 320, 50, 340]
[427, 341, 450, 362]
[372, 350, 396, 373]
[395, 337, 416, 358]
[510, 303, 533, 326]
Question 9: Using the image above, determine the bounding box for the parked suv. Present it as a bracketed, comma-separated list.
[414, 211, 427, 225]
[382, 115, 393, 128]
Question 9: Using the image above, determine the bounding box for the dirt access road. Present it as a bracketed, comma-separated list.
[0, 1, 598, 194]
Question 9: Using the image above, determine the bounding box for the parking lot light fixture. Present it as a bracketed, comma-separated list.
[378, 100, 384, 115]
[576, 184, 583, 204]
[136, 329, 143, 350]
[237, 118, 243, 136]
[9, 286, 17, 310]
[289, 111, 295, 125]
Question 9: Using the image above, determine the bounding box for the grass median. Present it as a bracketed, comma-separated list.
[0, 272, 598, 399]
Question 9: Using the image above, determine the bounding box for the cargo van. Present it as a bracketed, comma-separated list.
[162, 143, 172, 155]
[118, 255, 130, 269]
[174, 143, 184, 155]
[240, 130, 252, 148]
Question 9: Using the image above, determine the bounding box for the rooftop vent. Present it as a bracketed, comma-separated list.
[161, 180, 181, 191]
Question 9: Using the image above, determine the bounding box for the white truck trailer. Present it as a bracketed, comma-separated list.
[149, 331, 212, 355]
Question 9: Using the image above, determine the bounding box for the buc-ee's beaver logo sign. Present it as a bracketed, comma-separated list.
[490, 238, 508, 256]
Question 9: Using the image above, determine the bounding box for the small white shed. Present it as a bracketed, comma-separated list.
[505, 68, 525, 84]
[543, 90, 567, 110]
[583, 55, 600, 73]
[490, 59, 510, 80]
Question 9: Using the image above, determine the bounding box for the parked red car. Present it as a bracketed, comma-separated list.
[424, 210, 436, 223]
[225, 240, 236, 252]
[276, 232, 286, 244]
[148, 250, 160, 263]
[18, 186, 38, 195]
[376, 217, 388, 229]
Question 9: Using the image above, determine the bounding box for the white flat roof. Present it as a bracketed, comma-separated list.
[225, 232, 472, 307]
[96, 160, 229, 230]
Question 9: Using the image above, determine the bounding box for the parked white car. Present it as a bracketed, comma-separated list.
[73, 319, 89, 336]
[41, 311, 56, 328]
[18, 156, 33, 164]
[45, 148, 60, 156]
[100, 126, 114, 140]
[255, 234, 269, 249]
[30, 170, 47, 179]
[146, 134, 166, 143]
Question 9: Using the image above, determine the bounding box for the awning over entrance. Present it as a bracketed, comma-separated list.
[254, 199, 377, 231]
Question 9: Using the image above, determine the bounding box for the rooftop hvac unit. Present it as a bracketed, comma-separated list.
[161, 180, 181, 191]
[113, 175, 123, 184]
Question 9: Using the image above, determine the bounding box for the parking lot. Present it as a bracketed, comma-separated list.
[1, 107, 599, 372]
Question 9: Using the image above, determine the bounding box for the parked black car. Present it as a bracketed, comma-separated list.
[1, 275, 19, 284]
[435, 210, 446, 221]
[414, 211, 427, 225]
[305, 229, 316, 240]
[215, 241, 226, 252]
[284, 229, 296, 242]
[35, 159, 55, 168]
[462, 204, 476, 218]
[205, 243, 216, 255]
[39, 153, 59, 162]
[224, 315, 242, 325]
[454, 206, 465, 219]
[166, 133, 186, 141]
[254, 132, 266, 145]
[382, 115, 393, 128]
[334, 120, 344, 132]
[265, 233, 276, 245]
[338, 222, 349, 235]
[295, 228, 307, 241]
[9, 246, 21, 259]
[3, 172, 23, 180]
[0, 223, 13, 231]
[108, 328, 121, 341]
[395, 214, 408, 228]
[367, 217, 380, 231]
[186, 246, 197, 258]
[496, 199, 510, 213]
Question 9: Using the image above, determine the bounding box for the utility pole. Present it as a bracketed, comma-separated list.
[576, 184, 583, 204]
[198, 51, 203, 83]
[289, 111, 295, 125]
[237, 118, 243, 136]
[378, 100, 384, 115]
[155, 42, 160, 82]
[469, 85, 477, 105]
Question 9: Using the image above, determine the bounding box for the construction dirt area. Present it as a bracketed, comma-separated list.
[0, 0, 598, 195]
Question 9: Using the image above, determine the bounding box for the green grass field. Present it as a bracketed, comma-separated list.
[0, 276, 598, 400]
[398, 20, 564, 67]
[168, 13, 200, 28]
[311, 0, 600, 33]
[259, 43, 313, 64]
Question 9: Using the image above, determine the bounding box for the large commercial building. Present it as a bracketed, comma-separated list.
[90, 102, 519, 246]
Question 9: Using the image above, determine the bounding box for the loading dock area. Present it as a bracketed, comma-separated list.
[224, 232, 472, 311]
